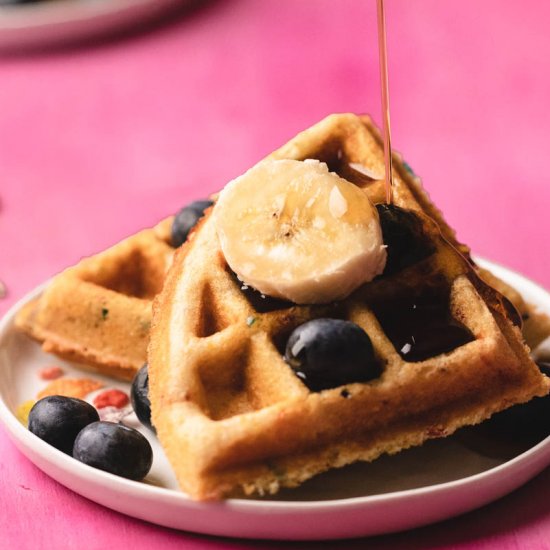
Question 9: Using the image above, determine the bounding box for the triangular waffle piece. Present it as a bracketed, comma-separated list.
[16, 219, 174, 380]
[150, 113, 549, 500]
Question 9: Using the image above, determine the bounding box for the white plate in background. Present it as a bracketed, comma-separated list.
[0, 0, 193, 50]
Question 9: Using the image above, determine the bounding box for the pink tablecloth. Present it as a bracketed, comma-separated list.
[0, 0, 548, 548]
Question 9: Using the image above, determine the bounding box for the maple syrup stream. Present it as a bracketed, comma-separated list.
[373, 0, 521, 339]
[377, 0, 393, 205]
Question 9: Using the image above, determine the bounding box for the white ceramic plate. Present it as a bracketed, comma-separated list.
[0, 0, 190, 50]
[0, 258, 548, 540]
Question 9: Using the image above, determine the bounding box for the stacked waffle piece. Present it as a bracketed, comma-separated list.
[148, 114, 550, 500]
[16, 218, 174, 380]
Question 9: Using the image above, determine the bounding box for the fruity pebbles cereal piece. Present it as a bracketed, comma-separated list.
[16, 400, 35, 425]
[38, 365, 64, 381]
[38, 378, 103, 400]
[93, 389, 129, 410]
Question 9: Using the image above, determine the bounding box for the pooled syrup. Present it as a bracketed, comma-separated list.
[377, 0, 394, 205]
[376, 203, 435, 275]
[370, 284, 475, 362]
[228, 269, 293, 313]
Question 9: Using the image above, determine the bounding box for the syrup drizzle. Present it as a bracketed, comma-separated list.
[230, 3, 522, 358]
[374, 3, 520, 329]
[377, 0, 394, 205]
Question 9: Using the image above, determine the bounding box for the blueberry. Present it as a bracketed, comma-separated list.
[131, 363, 154, 432]
[483, 361, 550, 440]
[537, 360, 550, 377]
[376, 204, 435, 275]
[73, 421, 153, 481]
[171, 199, 213, 247]
[28, 396, 99, 454]
[284, 318, 380, 391]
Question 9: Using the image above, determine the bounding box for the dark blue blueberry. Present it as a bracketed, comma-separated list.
[73, 421, 153, 481]
[171, 199, 213, 247]
[483, 360, 550, 440]
[28, 396, 99, 454]
[131, 363, 154, 432]
[284, 318, 380, 391]
[537, 360, 550, 377]
[402, 161, 416, 176]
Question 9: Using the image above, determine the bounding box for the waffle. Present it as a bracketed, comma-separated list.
[16, 218, 174, 381]
[149, 113, 549, 500]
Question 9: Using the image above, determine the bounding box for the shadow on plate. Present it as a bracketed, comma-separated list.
[258, 393, 549, 502]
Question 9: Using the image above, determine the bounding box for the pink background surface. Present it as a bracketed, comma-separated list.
[0, 0, 549, 548]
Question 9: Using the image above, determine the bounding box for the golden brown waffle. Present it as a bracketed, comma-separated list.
[16, 219, 174, 381]
[149, 113, 548, 501]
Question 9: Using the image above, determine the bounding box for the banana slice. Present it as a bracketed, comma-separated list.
[214, 159, 386, 304]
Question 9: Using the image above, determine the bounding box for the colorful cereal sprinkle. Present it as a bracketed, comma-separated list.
[16, 400, 35, 426]
[38, 366, 64, 381]
[37, 378, 103, 400]
[93, 389, 129, 410]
